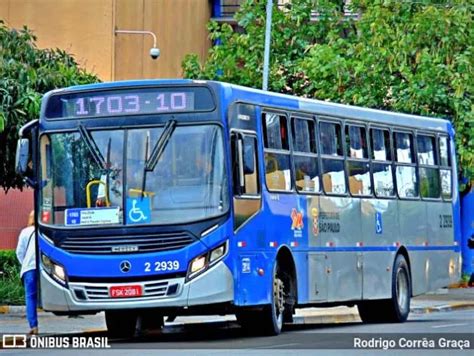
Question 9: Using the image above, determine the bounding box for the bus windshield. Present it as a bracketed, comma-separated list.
[39, 124, 228, 227]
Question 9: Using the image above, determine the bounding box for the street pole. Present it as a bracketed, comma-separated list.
[262, 0, 273, 91]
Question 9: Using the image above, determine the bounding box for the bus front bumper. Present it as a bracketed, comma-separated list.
[40, 261, 234, 312]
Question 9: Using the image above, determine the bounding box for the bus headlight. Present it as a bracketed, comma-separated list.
[210, 244, 226, 262]
[187, 240, 228, 281]
[190, 255, 207, 274]
[41, 254, 67, 287]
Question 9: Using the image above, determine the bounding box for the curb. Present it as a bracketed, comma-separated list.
[411, 302, 474, 314]
[0, 306, 43, 314]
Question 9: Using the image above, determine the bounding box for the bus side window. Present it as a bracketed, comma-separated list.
[262, 113, 291, 191]
[371, 128, 395, 197]
[394, 132, 418, 198]
[292, 117, 320, 193]
[439, 136, 452, 200]
[346, 125, 371, 196]
[319, 121, 346, 194]
[418, 135, 440, 199]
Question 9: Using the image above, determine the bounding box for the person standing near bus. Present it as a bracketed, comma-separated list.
[15, 210, 38, 335]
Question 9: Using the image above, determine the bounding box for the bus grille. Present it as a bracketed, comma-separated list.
[82, 281, 169, 300]
[58, 232, 196, 254]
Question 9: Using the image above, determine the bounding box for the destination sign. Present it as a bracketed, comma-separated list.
[45, 87, 214, 119]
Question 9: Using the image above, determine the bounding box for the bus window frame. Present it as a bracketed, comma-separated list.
[393, 129, 419, 200]
[345, 122, 373, 198]
[368, 124, 396, 200]
[416, 131, 442, 201]
[230, 129, 261, 199]
[437, 133, 453, 202]
[290, 114, 321, 196]
[317, 117, 348, 197]
[261, 110, 294, 194]
[230, 129, 262, 233]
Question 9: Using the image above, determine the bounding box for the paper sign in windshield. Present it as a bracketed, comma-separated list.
[65, 207, 120, 226]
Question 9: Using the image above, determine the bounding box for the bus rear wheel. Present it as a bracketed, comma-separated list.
[358, 254, 411, 323]
[105, 310, 138, 338]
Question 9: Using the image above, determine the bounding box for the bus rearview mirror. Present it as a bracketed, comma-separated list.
[15, 138, 30, 175]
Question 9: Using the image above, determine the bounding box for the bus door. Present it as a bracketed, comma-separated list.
[228, 103, 265, 305]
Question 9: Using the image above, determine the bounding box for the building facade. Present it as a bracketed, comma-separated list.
[0, 0, 212, 81]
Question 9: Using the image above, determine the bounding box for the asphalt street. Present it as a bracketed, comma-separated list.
[1, 308, 472, 355]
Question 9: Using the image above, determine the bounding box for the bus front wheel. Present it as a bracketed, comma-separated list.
[358, 254, 411, 323]
[237, 262, 286, 335]
[105, 310, 138, 338]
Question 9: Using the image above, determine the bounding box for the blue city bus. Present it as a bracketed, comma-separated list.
[16, 80, 461, 337]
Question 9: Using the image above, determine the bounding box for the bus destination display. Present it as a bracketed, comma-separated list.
[45, 87, 214, 119]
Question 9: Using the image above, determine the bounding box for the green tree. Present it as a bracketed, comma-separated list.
[182, 0, 473, 183]
[0, 22, 99, 191]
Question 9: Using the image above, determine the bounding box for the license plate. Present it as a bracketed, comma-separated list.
[109, 285, 142, 298]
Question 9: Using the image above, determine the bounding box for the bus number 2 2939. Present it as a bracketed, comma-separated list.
[144, 260, 180, 272]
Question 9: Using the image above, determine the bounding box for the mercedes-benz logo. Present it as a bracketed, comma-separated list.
[120, 260, 131, 273]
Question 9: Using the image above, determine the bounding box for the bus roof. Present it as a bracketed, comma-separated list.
[48, 79, 453, 135]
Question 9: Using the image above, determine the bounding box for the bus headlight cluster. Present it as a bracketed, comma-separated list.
[41, 253, 67, 287]
[187, 240, 228, 281]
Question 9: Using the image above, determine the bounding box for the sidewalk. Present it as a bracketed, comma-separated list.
[1, 287, 473, 335]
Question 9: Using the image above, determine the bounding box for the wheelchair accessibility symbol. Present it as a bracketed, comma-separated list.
[126, 197, 151, 225]
[375, 212, 383, 235]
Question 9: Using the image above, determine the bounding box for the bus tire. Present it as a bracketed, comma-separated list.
[237, 262, 285, 335]
[105, 310, 138, 338]
[358, 254, 411, 323]
[388, 254, 411, 322]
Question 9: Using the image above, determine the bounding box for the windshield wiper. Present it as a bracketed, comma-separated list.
[139, 120, 176, 199]
[146, 120, 176, 171]
[78, 124, 106, 170]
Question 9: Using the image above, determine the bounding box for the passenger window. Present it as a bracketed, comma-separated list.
[394, 132, 417, 198]
[319, 121, 345, 194]
[263, 113, 291, 191]
[417, 135, 436, 166]
[292, 118, 316, 153]
[322, 160, 346, 194]
[263, 113, 289, 150]
[371, 129, 391, 161]
[345, 125, 371, 196]
[347, 161, 372, 195]
[417, 135, 440, 199]
[373, 163, 395, 197]
[346, 126, 368, 159]
[394, 132, 414, 163]
[439, 136, 450, 167]
[264, 152, 291, 191]
[319, 122, 343, 156]
[292, 118, 320, 193]
[439, 136, 451, 199]
[396, 166, 418, 198]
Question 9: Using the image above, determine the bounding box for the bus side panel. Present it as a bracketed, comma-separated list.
[398, 200, 426, 247]
[319, 196, 363, 302]
[361, 199, 398, 299]
[232, 215, 274, 306]
[425, 201, 457, 290]
[398, 200, 426, 295]
[410, 250, 430, 295]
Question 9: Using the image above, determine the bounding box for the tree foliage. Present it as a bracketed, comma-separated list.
[182, 0, 473, 183]
[0, 22, 99, 191]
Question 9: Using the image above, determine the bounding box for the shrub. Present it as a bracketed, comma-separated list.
[0, 250, 24, 305]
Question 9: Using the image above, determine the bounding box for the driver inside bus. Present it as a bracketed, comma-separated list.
[96, 152, 123, 207]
